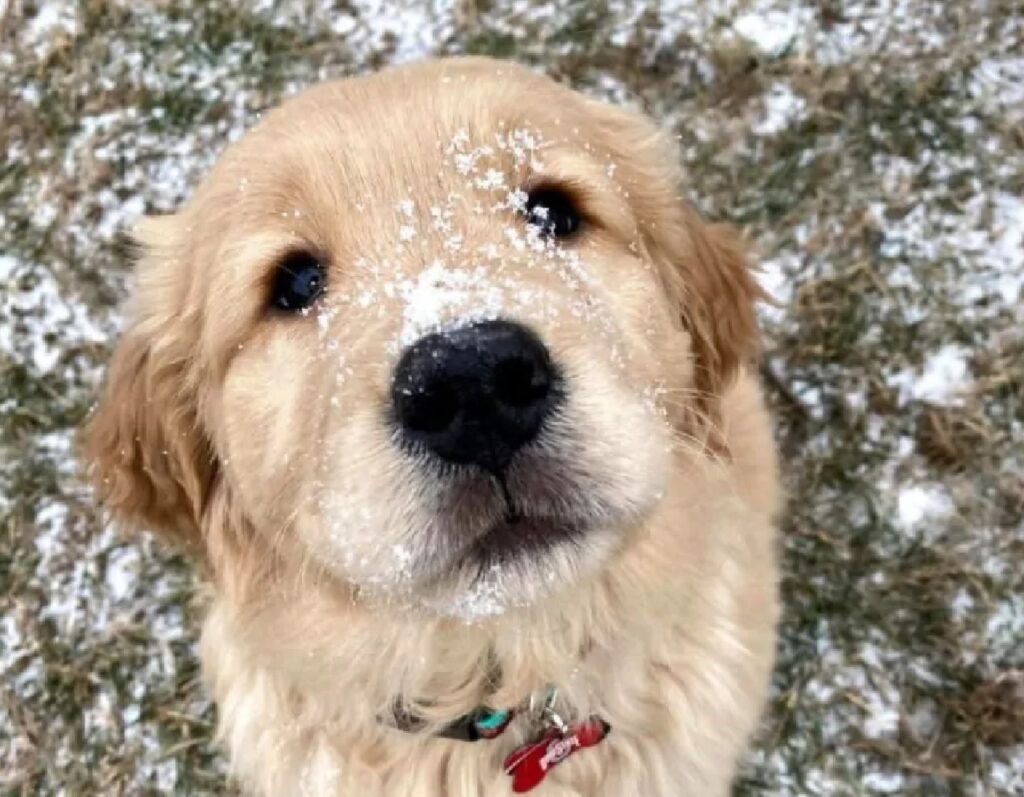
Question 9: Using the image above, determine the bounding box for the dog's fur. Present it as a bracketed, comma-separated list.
[83, 58, 780, 796]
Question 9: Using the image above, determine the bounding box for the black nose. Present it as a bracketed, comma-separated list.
[391, 320, 560, 473]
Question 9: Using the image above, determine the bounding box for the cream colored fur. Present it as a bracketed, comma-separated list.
[83, 57, 780, 796]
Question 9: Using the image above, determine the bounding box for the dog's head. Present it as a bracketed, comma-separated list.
[83, 58, 762, 621]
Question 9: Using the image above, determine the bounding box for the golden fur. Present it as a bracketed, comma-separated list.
[83, 57, 780, 796]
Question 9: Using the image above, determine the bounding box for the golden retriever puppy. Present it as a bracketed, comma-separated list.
[83, 57, 780, 796]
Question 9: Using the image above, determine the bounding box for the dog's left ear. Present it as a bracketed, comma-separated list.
[587, 99, 765, 445]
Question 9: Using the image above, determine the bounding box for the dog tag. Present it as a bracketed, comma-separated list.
[502, 717, 610, 793]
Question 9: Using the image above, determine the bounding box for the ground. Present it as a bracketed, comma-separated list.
[1, 1, 1022, 795]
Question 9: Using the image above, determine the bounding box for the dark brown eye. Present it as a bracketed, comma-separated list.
[524, 187, 582, 238]
[269, 250, 326, 312]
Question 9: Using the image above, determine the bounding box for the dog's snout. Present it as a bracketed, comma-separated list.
[391, 320, 560, 473]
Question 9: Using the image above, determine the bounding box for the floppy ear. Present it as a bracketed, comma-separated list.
[663, 209, 765, 417]
[81, 216, 214, 554]
[587, 99, 765, 444]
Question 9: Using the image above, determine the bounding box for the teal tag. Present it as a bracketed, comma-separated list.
[475, 709, 510, 730]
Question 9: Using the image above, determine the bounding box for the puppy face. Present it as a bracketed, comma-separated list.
[84, 58, 761, 621]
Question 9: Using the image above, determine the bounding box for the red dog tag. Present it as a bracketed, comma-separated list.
[503, 717, 610, 793]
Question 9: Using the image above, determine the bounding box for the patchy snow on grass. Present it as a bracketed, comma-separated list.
[756, 251, 798, 323]
[991, 748, 1024, 794]
[753, 82, 806, 136]
[896, 483, 955, 529]
[343, 0, 453, 64]
[887, 344, 973, 406]
[878, 190, 1024, 318]
[0, 255, 108, 374]
[971, 57, 1024, 122]
[808, 0, 952, 65]
[20, 0, 79, 58]
[986, 192, 1024, 305]
[984, 594, 1024, 663]
[732, 8, 802, 57]
[913, 345, 972, 404]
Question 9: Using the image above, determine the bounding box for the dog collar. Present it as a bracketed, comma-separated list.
[386, 689, 611, 792]
[389, 703, 515, 742]
[386, 685, 554, 743]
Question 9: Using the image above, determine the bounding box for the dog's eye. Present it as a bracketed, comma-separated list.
[269, 251, 326, 312]
[525, 188, 582, 238]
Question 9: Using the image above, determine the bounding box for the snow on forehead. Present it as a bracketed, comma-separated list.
[306, 124, 614, 356]
[444, 126, 548, 176]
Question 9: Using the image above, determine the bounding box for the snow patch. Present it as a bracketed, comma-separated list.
[887, 344, 972, 406]
[897, 484, 954, 529]
[0, 255, 108, 374]
[21, 1, 79, 58]
[753, 83, 806, 137]
[914, 345, 972, 404]
[733, 10, 800, 57]
[971, 57, 1024, 122]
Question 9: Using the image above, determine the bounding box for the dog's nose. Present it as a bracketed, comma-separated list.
[391, 320, 560, 473]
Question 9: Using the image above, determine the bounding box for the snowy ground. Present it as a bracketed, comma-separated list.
[1, 1, 1022, 794]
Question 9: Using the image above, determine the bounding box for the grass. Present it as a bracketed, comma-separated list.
[1, 1, 1021, 795]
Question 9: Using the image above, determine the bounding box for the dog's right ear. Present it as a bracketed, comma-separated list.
[584, 98, 765, 454]
[82, 215, 214, 554]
